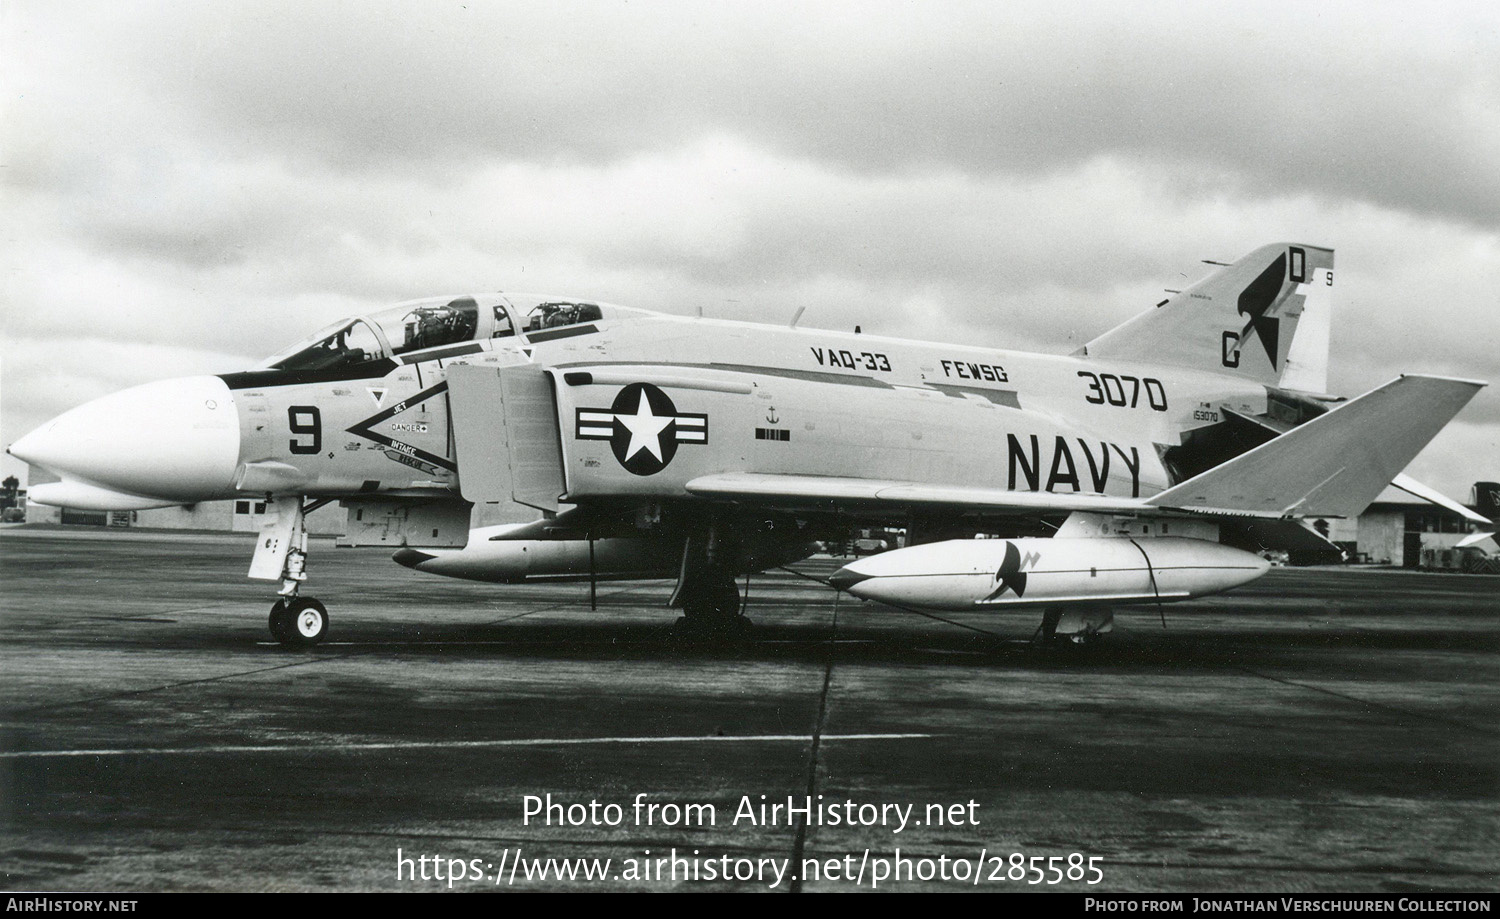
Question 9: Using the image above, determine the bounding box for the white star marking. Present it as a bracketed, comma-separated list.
[616, 390, 674, 461]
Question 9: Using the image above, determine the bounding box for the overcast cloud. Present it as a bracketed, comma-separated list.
[2, 0, 1497, 498]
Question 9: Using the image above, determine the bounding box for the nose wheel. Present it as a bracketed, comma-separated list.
[269, 597, 329, 647]
[253, 496, 335, 647]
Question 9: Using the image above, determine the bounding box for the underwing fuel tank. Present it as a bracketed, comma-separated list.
[827, 537, 1270, 611]
[392, 525, 684, 583]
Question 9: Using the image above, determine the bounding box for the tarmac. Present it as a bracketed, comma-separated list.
[1, 527, 1497, 892]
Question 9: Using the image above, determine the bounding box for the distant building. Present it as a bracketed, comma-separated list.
[1323, 482, 1496, 569]
[19, 494, 346, 536]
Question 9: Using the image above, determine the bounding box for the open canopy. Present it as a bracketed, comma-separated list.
[256, 293, 646, 372]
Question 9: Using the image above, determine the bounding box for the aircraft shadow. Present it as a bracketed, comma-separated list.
[175, 615, 1500, 671]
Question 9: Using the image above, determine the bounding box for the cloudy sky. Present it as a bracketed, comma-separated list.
[2, 1, 1497, 498]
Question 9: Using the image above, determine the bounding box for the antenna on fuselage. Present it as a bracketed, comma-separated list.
[789, 306, 805, 329]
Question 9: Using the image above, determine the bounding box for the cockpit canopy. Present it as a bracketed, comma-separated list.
[258, 293, 636, 372]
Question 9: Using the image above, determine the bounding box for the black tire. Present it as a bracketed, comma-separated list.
[711, 580, 742, 618]
[268, 599, 294, 644]
[681, 576, 742, 619]
[272, 597, 329, 648]
[676, 570, 750, 639]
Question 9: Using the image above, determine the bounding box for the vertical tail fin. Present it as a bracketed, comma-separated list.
[1081, 243, 1335, 392]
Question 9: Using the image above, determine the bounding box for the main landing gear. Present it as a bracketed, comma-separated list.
[669, 524, 752, 639]
[674, 578, 751, 638]
[1037, 606, 1114, 647]
[251, 496, 335, 648]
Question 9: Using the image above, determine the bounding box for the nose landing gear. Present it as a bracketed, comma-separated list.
[250, 496, 335, 647]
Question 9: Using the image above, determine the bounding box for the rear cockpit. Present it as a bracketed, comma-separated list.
[258, 293, 646, 371]
[521, 299, 603, 332]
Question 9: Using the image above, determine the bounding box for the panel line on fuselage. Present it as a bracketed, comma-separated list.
[552, 360, 903, 390]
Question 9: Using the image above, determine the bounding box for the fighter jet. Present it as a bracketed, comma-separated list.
[9, 244, 1491, 645]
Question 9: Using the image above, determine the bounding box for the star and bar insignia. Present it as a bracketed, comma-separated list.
[576, 382, 707, 476]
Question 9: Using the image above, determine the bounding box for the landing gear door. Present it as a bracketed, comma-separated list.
[447, 363, 566, 513]
[248, 497, 305, 582]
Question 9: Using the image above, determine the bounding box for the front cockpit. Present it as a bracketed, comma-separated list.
[258, 293, 639, 372]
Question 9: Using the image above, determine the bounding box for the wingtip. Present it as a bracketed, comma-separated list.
[1396, 372, 1489, 389]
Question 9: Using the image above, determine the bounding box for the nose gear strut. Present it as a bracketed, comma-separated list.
[250, 496, 336, 647]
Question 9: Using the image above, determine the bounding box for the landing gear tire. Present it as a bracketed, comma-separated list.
[1035, 606, 1111, 651]
[269, 597, 329, 648]
[700, 580, 742, 619]
[673, 577, 751, 640]
[268, 599, 292, 644]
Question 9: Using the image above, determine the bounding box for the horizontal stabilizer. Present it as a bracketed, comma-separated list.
[1391, 473, 1492, 526]
[1147, 375, 1485, 518]
[1456, 531, 1496, 549]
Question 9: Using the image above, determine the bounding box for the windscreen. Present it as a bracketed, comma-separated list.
[259, 297, 485, 371]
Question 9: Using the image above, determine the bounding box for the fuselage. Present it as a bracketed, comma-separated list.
[12, 303, 1273, 512]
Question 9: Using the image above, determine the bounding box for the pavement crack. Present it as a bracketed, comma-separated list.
[15, 655, 343, 715]
[1233, 665, 1498, 735]
[788, 594, 839, 893]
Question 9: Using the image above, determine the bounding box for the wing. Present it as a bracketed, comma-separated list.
[685, 472, 1145, 515]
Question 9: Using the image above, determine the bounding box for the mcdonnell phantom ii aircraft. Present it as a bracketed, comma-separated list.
[9, 243, 1492, 645]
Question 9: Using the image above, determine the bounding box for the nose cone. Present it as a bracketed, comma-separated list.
[1247, 549, 1274, 583]
[827, 566, 873, 592]
[9, 376, 240, 503]
[392, 548, 437, 569]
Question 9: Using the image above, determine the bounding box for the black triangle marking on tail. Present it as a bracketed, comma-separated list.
[1237, 254, 1286, 368]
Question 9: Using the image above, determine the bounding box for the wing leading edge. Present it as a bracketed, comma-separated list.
[683, 473, 1145, 514]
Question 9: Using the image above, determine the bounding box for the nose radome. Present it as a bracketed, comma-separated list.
[9, 376, 241, 503]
